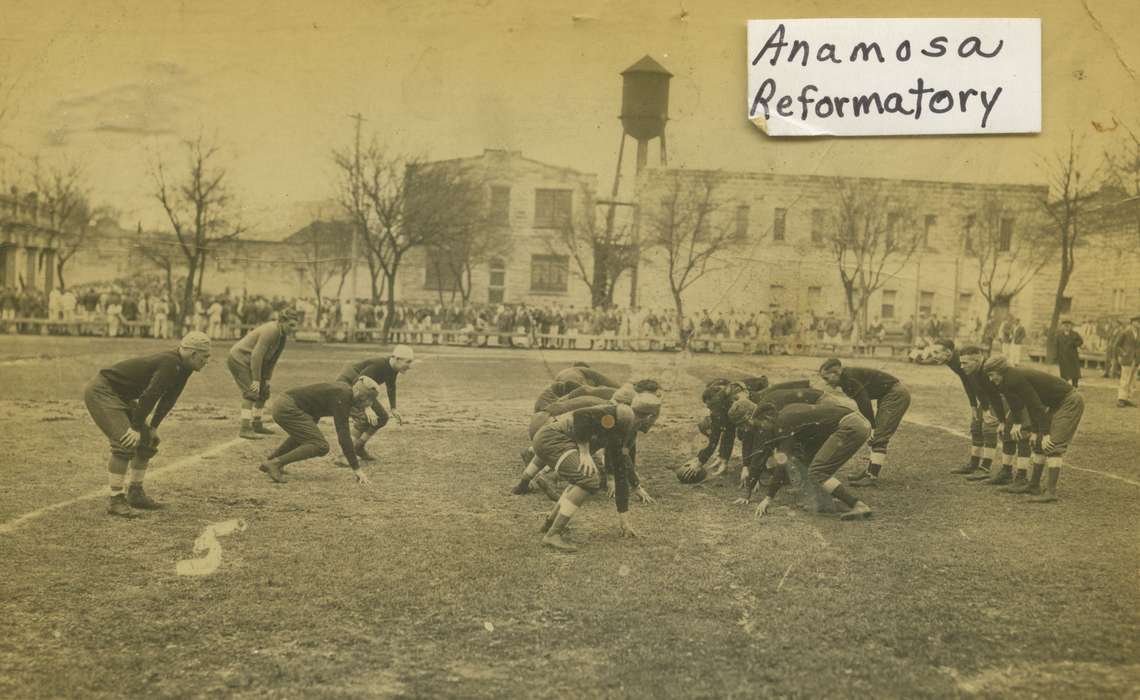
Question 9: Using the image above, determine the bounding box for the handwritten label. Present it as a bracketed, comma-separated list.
[747, 19, 1041, 136]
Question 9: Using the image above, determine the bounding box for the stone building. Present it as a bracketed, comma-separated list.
[0, 189, 65, 292]
[395, 149, 598, 307]
[1028, 194, 1140, 331]
[632, 168, 1047, 335]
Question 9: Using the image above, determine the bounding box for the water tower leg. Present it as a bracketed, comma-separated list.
[660, 131, 668, 167]
[636, 140, 648, 173]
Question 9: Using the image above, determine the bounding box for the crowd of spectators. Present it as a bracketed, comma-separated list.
[0, 284, 1129, 363]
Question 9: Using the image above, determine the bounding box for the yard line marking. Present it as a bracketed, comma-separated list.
[0, 437, 246, 535]
[175, 519, 247, 576]
[904, 413, 1140, 489]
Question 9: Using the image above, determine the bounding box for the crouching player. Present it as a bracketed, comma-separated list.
[927, 341, 1001, 476]
[728, 398, 873, 521]
[818, 358, 910, 486]
[335, 344, 415, 464]
[83, 331, 212, 516]
[536, 393, 662, 552]
[259, 376, 381, 485]
[228, 308, 299, 439]
[681, 376, 771, 482]
[957, 348, 1030, 486]
[983, 356, 1084, 502]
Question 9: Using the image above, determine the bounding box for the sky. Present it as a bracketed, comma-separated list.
[0, 0, 1136, 235]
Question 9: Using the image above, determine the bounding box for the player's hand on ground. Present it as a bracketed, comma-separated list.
[391, 409, 403, 425]
[579, 452, 598, 477]
[365, 406, 380, 427]
[120, 429, 141, 449]
[607, 481, 616, 499]
[618, 513, 640, 538]
[1041, 434, 1055, 452]
[634, 486, 655, 504]
[353, 469, 371, 486]
[705, 456, 725, 476]
[754, 497, 772, 519]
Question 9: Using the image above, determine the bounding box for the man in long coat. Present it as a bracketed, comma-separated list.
[1054, 319, 1084, 388]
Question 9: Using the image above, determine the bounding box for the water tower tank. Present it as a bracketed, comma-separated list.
[620, 55, 672, 142]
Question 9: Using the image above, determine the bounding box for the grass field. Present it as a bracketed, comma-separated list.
[2, 336, 1138, 699]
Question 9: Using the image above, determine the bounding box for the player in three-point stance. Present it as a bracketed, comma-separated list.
[83, 331, 212, 516]
[228, 308, 300, 439]
[928, 340, 1000, 477]
[536, 392, 662, 552]
[259, 376, 382, 486]
[335, 344, 415, 464]
[728, 398, 873, 521]
[818, 358, 910, 486]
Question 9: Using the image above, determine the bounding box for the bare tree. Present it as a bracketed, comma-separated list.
[135, 224, 179, 308]
[641, 171, 741, 332]
[333, 131, 385, 304]
[824, 178, 921, 339]
[292, 220, 353, 326]
[426, 209, 506, 306]
[1037, 132, 1102, 360]
[31, 159, 98, 290]
[968, 194, 1054, 326]
[152, 135, 245, 330]
[548, 188, 638, 308]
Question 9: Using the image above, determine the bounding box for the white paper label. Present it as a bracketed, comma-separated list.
[747, 19, 1041, 136]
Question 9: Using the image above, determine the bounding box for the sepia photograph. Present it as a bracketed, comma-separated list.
[1, 1, 1137, 697]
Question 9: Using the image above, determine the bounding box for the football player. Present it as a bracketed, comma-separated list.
[818, 358, 910, 486]
[228, 308, 299, 439]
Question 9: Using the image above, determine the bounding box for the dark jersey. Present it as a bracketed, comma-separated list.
[337, 357, 399, 408]
[946, 353, 978, 408]
[534, 380, 582, 413]
[994, 367, 1075, 434]
[285, 382, 360, 470]
[567, 402, 636, 513]
[971, 366, 1006, 416]
[836, 367, 899, 425]
[554, 366, 620, 389]
[99, 349, 193, 429]
[698, 376, 774, 463]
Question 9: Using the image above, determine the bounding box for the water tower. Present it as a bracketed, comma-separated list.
[620, 55, 672, 175]
[603, 55, 672, 308]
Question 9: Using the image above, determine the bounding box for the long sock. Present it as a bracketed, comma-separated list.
[128, 464, 147, 484]
[275, 442, 326, 466]
[520, 460, 540, 482]
[823, 478, 859, 508]
[981, 446, 995, 470]
[241, 409, 252, 422]
[868, 452, 885, 477]
[108, 455, 129, 494]
[546, 497, 579, 536]
[1028, 456, 1045, 487]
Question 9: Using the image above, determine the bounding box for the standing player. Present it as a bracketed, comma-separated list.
[1113, 315, 1139, 408]
[228, 308, 299, 439]
[983, 356, 1085, 502]
[818, 358, 910, 486]
[259, 376, 381, 485]
[83, 332, 212, 516]
[928, 340, 1000, 477]
[536, 394, 662, 552]
[958, 348, 1031, 487]
[335, 345, 415, 463]
[728, 399, 873, 521]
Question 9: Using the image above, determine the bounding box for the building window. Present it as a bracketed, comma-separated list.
[1112, 288, 1125, 312]
[807, 286, 822, 308]
[735, 205, 750, 239]
[773, 208, 786, 241]
[769, 284, 785, 311]
[530, 254, 568, 292]
[881, 289, 897, 320]
[811, 208, 826, 244]
[490, 186, 511, 226]
[1057, 296, 1072, 313]
[998, 217, 1014, 252]
[923, 214, 937, 248]
[488, 257, 506, 303]
[886, 210, 902, 248]
[963, 214, 977, 254]
[957, 292, 973, 317]
[534, 189, 572, 228]
[424, 249, 460, 291]
[919, 290, 934, 316]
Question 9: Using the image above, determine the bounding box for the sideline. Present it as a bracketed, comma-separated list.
[904, 413, 1140, 489]
[0, 437, 246, 535]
